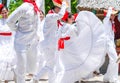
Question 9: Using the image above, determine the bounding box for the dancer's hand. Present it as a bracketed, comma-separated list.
[62, 0, 69, 8]
[106, 7, 113, 17]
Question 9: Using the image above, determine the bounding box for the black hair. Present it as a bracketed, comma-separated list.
[52, 5, 60, 10]
[68, 13, 73, 18]
[52, 6, 55, 10]
[0, 6, 8, 13]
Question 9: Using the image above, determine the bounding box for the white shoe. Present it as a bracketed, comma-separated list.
[30, 79, 39, 83]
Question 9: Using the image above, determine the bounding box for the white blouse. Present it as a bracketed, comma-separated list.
[7, 2, 40, 45]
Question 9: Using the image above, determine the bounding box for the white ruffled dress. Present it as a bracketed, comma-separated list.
[0, 18, 16, 80]
[54, 11, 107, 83]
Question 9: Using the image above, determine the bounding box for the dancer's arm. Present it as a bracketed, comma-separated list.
[7, 3, 27, 31]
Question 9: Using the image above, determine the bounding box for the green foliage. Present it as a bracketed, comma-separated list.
[45, 0, 54, 14]
[8, 0, 78, 14]
[71, 0, 77, 14]
[9, 0, 23, 14]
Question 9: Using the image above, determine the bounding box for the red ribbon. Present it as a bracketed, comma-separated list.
[23, 0, 40, 14]
[112, 23, 116, 33]
[58, 36, 70, 51]
[57, 20, 63, 28]
[0, 32, 12, 36]
[61, 11, 69, 22]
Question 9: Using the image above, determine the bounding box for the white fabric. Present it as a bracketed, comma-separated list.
[57, 23, 78, 38]
[0, 18, 16, 80]
[34, 1, 67, 82]
[40, 0, 67, 70]
[34, 19, 46, 80]
[103, 12, 119, 83]
[7, 2, 39, 45]
[37, 19, 44, 42]
[103, 15, 114, 44]
[7, 2, 40, 83]
[36, 0, 45, 13]
[54, 11, 107, 83]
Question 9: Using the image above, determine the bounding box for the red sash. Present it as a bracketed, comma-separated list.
[0, 32, 12, 36]
[58, 36, 70, 51]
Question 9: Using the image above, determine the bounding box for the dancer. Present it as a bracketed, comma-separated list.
[103, 7, 120, 83]
[0, 4, 16, 83]
[7, 0, 42, 83]
[54, 11, 107, 83]
[31, 0, 68, 83]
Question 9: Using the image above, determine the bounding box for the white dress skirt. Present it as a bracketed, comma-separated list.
[54, 11, 107, 83]
[0, 19, 16, 80]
